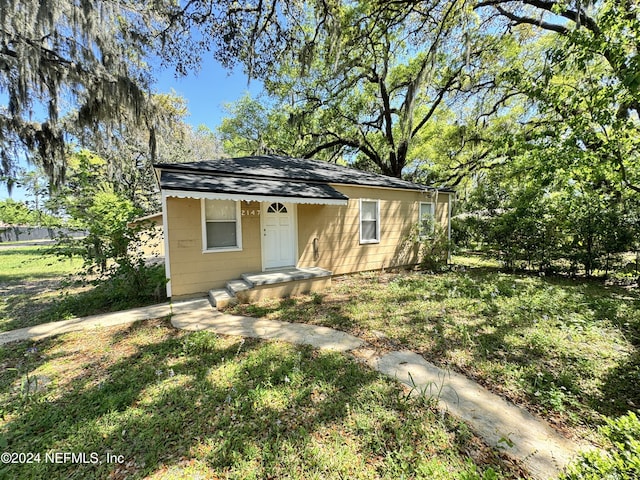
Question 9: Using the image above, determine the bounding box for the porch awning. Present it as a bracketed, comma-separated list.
[159, 171, 349, 206]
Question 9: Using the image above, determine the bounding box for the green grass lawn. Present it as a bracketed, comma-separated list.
[0, 320, 517, 479]
[0, 246, 83, 284]
[2, 247, 638, 476]
[229, 267, 640, 442]
[0, 246, 164, 332]
[0, 246, 83, 332]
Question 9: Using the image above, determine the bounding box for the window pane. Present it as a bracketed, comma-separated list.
[420, 203, 433, 220]
[206, 222, 237, 248]
[205, 199, 236, 221]
[420, 203, 434, 235]
[361, 201, 377, 221]
[362, 220, 377, 241]
[267, 202, 287, 213]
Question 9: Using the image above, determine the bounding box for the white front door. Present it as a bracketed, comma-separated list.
[262, 202, 296, 269]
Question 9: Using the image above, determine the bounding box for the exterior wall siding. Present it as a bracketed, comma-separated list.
[133, 225, 164, 258]
[165, 186, 451, 297]
[166, 198, 262, 296]
[297, 185, 450, 275]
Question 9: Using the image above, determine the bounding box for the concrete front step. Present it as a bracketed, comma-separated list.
[209, 267, 333, 310]
[241, 267, 331, 286]
[226, 279, 252, 295]
[208, 289, 237, 309]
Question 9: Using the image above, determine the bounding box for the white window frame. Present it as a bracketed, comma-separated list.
[419, 202, 435, 238]
[201, 199, 243, 253]
[359, 199, 380, 244]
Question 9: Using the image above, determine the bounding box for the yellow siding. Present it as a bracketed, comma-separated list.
[166, 198, 262, 296]
[298, 185, 450, 275]
[166, 187, 451, 297]
[129, 214, 165, 258]
[132, 224, 164, 258]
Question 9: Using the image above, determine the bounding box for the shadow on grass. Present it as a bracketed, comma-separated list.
[424, 269, 640, 422]
[1, 273, 166, 333]
[599, 315, 640, 417]
[1, 320, 453, 479]
[233, 296, 356, 331]
[232, 268, 640, 428]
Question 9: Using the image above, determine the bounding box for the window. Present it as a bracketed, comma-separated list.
[202, 199, 242, 251]
[360, 199, 380, 244]
[419, 202, 434, 237]
[267, 202, 287, 213]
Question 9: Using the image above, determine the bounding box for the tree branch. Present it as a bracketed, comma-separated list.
[614, 150, 640, 194]
[410, 67, 462, 138]
[378, 35, 396, 151]
[494, 5, 568, 34]
[476, 0, 600, 35]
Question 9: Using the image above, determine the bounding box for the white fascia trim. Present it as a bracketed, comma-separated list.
[135, 212, 163, 222]
[164, 189, 347, 206]
[161, 193, 172, 298]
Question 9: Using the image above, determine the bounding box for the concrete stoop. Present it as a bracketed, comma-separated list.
[208, 288, 238, 309]
[208, 267, 332, 309]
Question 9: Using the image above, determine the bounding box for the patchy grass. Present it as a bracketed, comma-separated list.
[0, 320, 518, 479]
[0, 246, 84, 332]
[0, 246, 82, 284]
[451, 253, 502, 269]
[0, 246, 165, 332]
[229, 268, 640, 440]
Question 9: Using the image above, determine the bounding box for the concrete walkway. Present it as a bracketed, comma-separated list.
[0, 299, 203, 345]
[369, 350, 584, 479]
[171, 306, 365, 352]
[171, 304, 591, 480]
[0, 298, 592, 479]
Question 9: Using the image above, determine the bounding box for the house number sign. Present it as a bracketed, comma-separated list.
[241, 209, 260, 216]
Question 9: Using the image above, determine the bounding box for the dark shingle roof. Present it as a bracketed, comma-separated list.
[160, 170, 348, 202]
[155, 155, 452, 192]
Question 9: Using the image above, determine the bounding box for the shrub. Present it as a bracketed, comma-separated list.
[52, 189, 167, 314]
[106, 262, 167, 304]
[407, 220, 451, 272]
[560, 411, 640, 479]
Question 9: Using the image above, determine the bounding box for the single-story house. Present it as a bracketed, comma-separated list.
[154, 155, 454, 304]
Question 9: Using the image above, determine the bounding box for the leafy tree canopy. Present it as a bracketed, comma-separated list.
[72, 92, 224, 212]
[471, 0, 640, 194]
[218, 0, 505, 179]
[0, 199, 39, 225]
[3, 0, 639, 204]
[0, 0, 161, 184]
[0, 0, 271, 187]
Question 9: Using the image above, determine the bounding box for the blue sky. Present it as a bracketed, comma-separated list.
[156, 59, 261, 130]
[1, 59, 260, 201]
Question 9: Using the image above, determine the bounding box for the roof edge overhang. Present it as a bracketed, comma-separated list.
[155, 161, 455, 194]
[127, 212, 163, 228]
[327, 182, 454, 194]
[161, 189, 348, 206]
